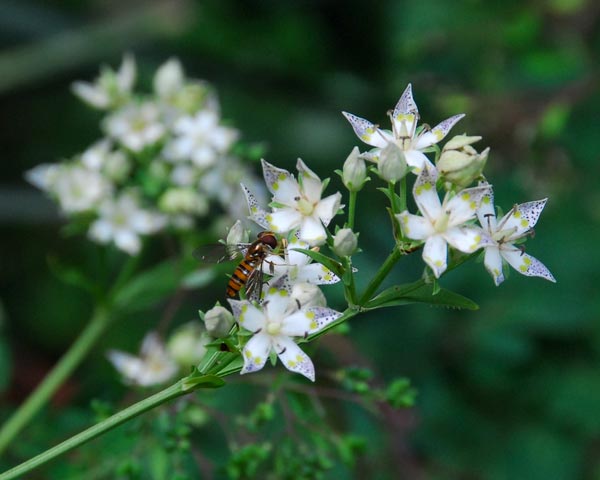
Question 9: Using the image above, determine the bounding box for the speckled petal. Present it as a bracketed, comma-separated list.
[499, 199, 548, 239]
[413, 167, 442, 221]
[261, 159, 293, 195]
[280, 311, 313, 337]
[483, 245, 505, 286]
[501, 247, 556, 282]
[296, 263, 340, 285]
[444, 226, 487, 253]
[392, 84, 418, 135]
[476, 184, 497, 233]
[342, 112, 390, 148]
[423, 234, 448, 278]
[241, 183, 269, 229]
[415, 114, 465, 149]
[305, 307, 343, 333]
[229, 300, 265, 332]
[396, 211, 434, 240]
[241, 333, 271, 375]
[446, 185, 490, 226]
[274, 336, 315, 381]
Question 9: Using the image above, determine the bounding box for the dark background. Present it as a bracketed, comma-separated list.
[0, 0, 599, 478]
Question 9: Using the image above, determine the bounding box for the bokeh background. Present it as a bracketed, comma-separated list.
[1, 0, 599, 478]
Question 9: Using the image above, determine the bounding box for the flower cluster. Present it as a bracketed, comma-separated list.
[344, 83, 555, 284]
[26, 55, 264, 254]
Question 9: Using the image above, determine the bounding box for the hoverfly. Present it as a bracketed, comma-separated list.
[194, 231, 282, 300]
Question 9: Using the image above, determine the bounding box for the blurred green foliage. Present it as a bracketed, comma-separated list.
[1, 0, 599, 478]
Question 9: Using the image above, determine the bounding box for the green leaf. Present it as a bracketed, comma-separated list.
[181, 373, 226, 391]
[47, 256, 100, 296]
[365, 280, 478, 310]
[112, 259, 193, 313]
[291, 248, 344, 278]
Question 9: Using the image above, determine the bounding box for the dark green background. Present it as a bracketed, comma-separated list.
[0, 0, 598, 478]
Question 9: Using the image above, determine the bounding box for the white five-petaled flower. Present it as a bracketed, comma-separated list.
[396, 167, 492, 278]
[72, 54, 136, 110]
[107, 332, 178, 387]
[103, 102, 166, 152]
[163, 110, 238, 168]
[476, 184, 555, 286]
[88, 193, 167, 255]
[229, 288, 342, 381]
[243, 159, 343, 246]
[343, 83, 464, 173]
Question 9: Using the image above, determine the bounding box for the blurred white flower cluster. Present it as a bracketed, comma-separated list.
[26, 55, 263, 254]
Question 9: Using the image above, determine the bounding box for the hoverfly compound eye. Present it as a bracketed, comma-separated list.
[257, 231, 278, 250]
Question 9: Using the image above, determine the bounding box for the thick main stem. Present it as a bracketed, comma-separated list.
[0, 306, 111, 455]
[0, 381, 186, 480]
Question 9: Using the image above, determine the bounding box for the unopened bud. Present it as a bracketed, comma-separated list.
[226, 219, 249, 245]
[333, 228, 358, 257]
[342, 147, 367, 191]
[154, 58, 184, 99]
[203, 305, 234, 337]
[167, 322, 210, 368]
[159, 188, 208, 215]
[291, 283, 326, 309]
[438, 135, 488, 188]
[377, 143, 408, 183]
[104, 151, 130, 182]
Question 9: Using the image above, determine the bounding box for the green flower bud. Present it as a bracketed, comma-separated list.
[438, 135, 488, 188]
[377, 143, 408, 183]
[333, 227, 358, 257]
[203, 305, 234, 337]
[342, 147, 367, 192]
[167, 322, 210, 368]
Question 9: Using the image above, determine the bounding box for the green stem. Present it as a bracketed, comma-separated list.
[347, 190, 357, 230]
[0, 381, 187, 480]
[0, 306, 112, 456]
[359, 247, 402, 305]
[398, 176, 407, 213]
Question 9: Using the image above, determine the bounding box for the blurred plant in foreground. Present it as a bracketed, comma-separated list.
[1, 82, 555, 479]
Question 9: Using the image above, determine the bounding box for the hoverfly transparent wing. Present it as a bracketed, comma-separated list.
[193, 243, 250, 263]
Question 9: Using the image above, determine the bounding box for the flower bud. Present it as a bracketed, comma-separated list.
[226, 219, 249, 245]
[167, 322, 210, 368]
[154, 58, 184, 99]
[333, 227, 358, 257]
[438, 135, 488, 188]
[377, 143, 408, 183]
[159, 188, 208, 215]
[203, 305, 235, 337]
[104, 151, 130, 182]
[290, 282, 326, 309]
[342, 147, 367, 191]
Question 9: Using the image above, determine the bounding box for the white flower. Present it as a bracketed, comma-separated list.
[264, 238, 340, 287]
[107, 332, 178, 387]
[244, 159, 343, 246]
[343, 84, 464, 173]
[88, 193, 167, 255]
[24, 163, 60, 191]
[72, 54, 136, 109]
[476, 184, 555, 286]
[166, 321, 210, 368]
[396, 167, 492, 278]
[228, 288, 342, 381]
[44, 164, 111, 214]
[163, 110, 238, 168]
[104, 102, 166, 152]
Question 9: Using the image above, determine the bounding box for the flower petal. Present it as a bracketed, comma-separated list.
[267, 209, 303, 233]
[405, 149, 435, 173]
[305, 307, 343, 333]
[444, 226, 487, 253]
[499, 199, 548, 239]
[446, 185, 491, 226]
[280, 311, 313, 337]
[397, 211, 434, 240]
[422, 234, 448, 278]
[501, 247, 556, 282]
[342, 111, 389, 148]
[261, 159, 294, 195]
[392, 84, 419, 135]
[413, 167, 442, 221]
[295, 263, 340, 285]
[314, 192, 342, 226]
[483, 245, 505, 286]
[274, 336, 315, 381]
[241, 184, 269, 229]
[297, 159, 323, 204]
[114, 229, 141, 255]
[298, 216, 327, 245]
[476, 183, 497, 233]
[241, 333, 271, 375]
[263, 288, 292, 320]
[415, 114, 465, 149]
[236, 301, 266, 332]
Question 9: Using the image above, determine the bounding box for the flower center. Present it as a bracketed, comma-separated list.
[296, 197, 314, 216]
[493, 226, 517, 244]
[433, 211, 450, 233]
[266, 318, 282, 336]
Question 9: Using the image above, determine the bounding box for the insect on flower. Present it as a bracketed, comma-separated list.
[194, 231, 283, 300]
